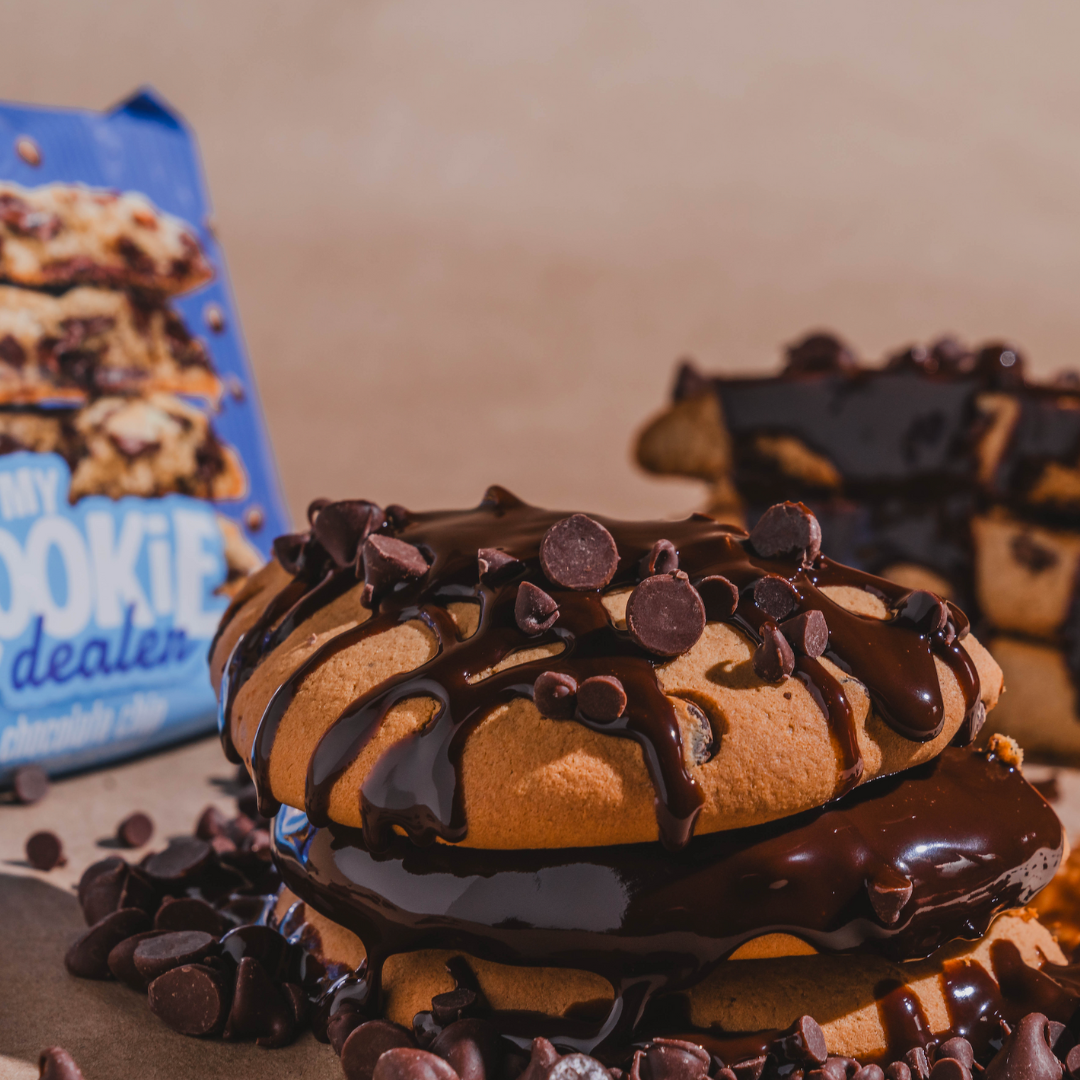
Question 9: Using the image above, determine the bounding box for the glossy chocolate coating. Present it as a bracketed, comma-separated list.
[217, 487, 982, 853]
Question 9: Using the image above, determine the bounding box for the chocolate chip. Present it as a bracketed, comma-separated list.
[223, 956, 296, 1047]
[730, 1056, 768, 1080]
[778, 609, 829, 658]
[148, 963, 231, 1037]
[220, 925, 293, 981]
[518, 1038, 561, 1080]
[748, 502, 822, 566]
[373, 1048, 461, 1080]
[118, 865, 159, 917]
[753, 574, 798, 620]
[784, 333, 857, 375]
[363, 534, 430, 602]
[144, 837, 212, 884]
[314, 500, 386, 567]
[273, 532, 309, 574]
[133, 930, 218, 982]
[753, 620, 794, 682]
[578, 675, 627, 721]
[283, 982, 307, 1026]
[639, 1038, 711, 1080]
[928, 1061, 969, 1080]
[533, 671, 578, 719]
[885, 1065, 911, 1080]
[341, 1020, 417, 1079]
[38, 1047, 84, 1080]
[904, 1049, 930, 1080]
[12, 763, 48, 804]
[107, 929, 168, 990]
[771, 1016, 828, 1066]
[1048, 1022, 1072, 1058]
[478, 548, 523, 584]
[539, 515, 619, 591]
[153, 896, 224, 936]
[117, 811, 153, 848]
[78, 857, 128, 924]
[195, 805, 229, 839]
[431, 1018, 504, 1080]
[432, 987, 478, 1026]
[985, 1013, 1063, 1080]
[25, 831, 64, 870]
[696, 575, 739, 619]
[640, 540, 679, 577]
[65, 907, 151, 979]
[853, 1069, 885, 1080]
[1065, 1045, 1080, 1079]
[626, 572, 706, 656]
[328, 1004, 365, 1055]
[547, 1054, 612, 1080]
[515, 582, 559, 635]
[937, 1039, 974, 1070]
[682, 700, 715, 765]
[893, 590, 948, 634]
[815, 1058, 857, 1080]
[867, 871, 913, 925]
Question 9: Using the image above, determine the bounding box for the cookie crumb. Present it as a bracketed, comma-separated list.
[987, 732, 1024, 769]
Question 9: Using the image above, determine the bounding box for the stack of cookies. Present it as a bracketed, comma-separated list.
[637, 333, 1080, 759]
[0, 181, 246, 506]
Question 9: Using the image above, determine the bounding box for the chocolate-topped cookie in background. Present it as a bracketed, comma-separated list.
[135, 483, 1079, 1078]
[636, 332, 1080, 760]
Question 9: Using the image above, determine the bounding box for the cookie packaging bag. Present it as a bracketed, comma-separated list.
[0, 88, 288, 783]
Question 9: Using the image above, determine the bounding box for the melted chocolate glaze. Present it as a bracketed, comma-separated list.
[217, 487, 982, 853]
[272, 748, 1063, 1057]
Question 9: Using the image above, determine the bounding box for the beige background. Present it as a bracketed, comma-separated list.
[5, 1, 1080, 523]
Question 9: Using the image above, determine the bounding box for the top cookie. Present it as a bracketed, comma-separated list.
[211, 487, 1001, 850]
[0, 182, 212, 295]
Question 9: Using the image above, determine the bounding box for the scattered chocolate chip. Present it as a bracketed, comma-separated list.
[539, 515, 619, 591]
[578, 675, 627, 721]
[771, 1016, 828, 1066]
[753, 620, 795, 682]
[730, 1056, 768, 1080]
[696, 574, 739, 619]
[329, 1004, 366, 1056]
[117, 811, 154, 848]
[547, 1054, 612, 1080]
[341, 1020, 417, 1078]
[626, 572, 706, 656]
[223, 956, 296, 1047]
[107, 929, 168, 990]
[904, 1049, 930, 1080]
[65, 907, 151, 979]
[533, 671, 578, 719]
[1065, 1044, 1080, 1079]
[867, 870, 913, 925]
[77, 857, 129, 925]
[1048, 1021, 1074, 1057]
[517, 1038, 561, 1080]
[515, 582, 559, 635]
[314, 501, 387, 567]
[273, 532, 309, 574]
[195, 805, 229, 840]
[753, 574, 798, 620]
[853, 1068, 885, 1080]
[153, 896, 223, 936]
[148, 963, 231, 1037]
[144, 837, 212, 885]
[431, 988, 478, 1027]
[894, 590, 948, 634]
[639, 1038, 711, 1080]
[12, 763, 49, 804]
[363, 534, 430, 601]
[16, 136, 41, 167]
[779, 610, 829, 658]
[431, 1018, 504, 1080]
[220, 924, 293, 981]
[985, 1013, 1063, 1080]
[814, 1057, 857, 1080]
[373, 1048, 462, 1080]
[25, 830, 65, 871]
[937, 1039, 974, 1070]
[477, 548, 523, 584]
[928, 1061, 969, 1080]
[640, 540, 679, 578]
[748, 502, 822, 566]
[885, 1065, 911, 1080]
[204, 302, 226, 333]
[784, 332, 857, 375]
[38, 1047, 84, 1080]
[133, 930, 218, 982]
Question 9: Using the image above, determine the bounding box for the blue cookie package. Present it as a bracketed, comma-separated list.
[0, 88, 289, 783]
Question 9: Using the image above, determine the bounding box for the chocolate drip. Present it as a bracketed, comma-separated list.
[273, 748, 1062, 1055]
[874, 981, 934, 1061]
[222, 488, 982, 851]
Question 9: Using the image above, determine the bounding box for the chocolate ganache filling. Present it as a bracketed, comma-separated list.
[216, 487, 983, 853]
[272, 748, 1062, 1054]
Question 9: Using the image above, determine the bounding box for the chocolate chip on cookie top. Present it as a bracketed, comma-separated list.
[216, 487, 981, 851]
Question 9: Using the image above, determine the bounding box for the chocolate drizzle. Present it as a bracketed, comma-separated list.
[218, 487, 983, 852]
[272, 748, 1063, 1057]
